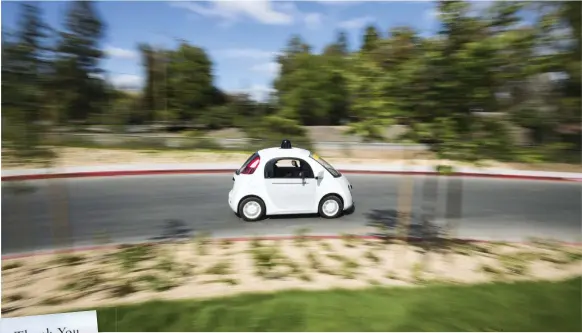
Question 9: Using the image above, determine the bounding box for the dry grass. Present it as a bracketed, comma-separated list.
[2, 236, 581, 318]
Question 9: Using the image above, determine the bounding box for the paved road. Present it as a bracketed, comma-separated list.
[2, 174, 581, 255]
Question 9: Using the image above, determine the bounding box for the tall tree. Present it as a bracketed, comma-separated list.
[137, 43, 166, 123]
[2, 3, 55, 163]
[165, 42, 216, 122]
[138, 43, 155, 120]
[54, 0, 106, 123]
[275, 34, 311, 85]
[324, 30, 349, 56]
[345, 52, 396, 140]
[361, 24, 380, 53]
[274, 35, 311, 109]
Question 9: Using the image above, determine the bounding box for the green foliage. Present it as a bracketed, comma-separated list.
[275, 44, 350, 127]
[198, 105, 235, 130]
[55, 1, 107, 122]
[244, 115, 313, 151]
[3, 0, 580, 165]
[2, 3, 56, 166]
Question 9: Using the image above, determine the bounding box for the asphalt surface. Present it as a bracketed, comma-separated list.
[2, 174, 581, 255]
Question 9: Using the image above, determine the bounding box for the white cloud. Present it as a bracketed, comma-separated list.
[170, 1, 323, 29]
[110, 74, 143, 90]
[89, 73, 105, 80]
[104, 45, 137, 59]
[231, 84, 275, 102]
[217, 48, 280, 60]
[251, 62, 281, 75]
[337, 16, 375, 30]
[304, 12, 323, 29]
[169, 0, 294, 25]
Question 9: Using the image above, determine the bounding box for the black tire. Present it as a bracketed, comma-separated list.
[318, 195, 344, 219]
[238, 196, 266, 222]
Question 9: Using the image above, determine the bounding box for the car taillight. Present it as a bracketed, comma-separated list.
[241, 156, 260, 175]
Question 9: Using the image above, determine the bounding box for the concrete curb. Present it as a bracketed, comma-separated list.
[3, 235, 580, 260]
[2, 163, 582, 182]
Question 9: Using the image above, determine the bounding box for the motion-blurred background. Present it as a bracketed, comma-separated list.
[1, 1, 580, 168]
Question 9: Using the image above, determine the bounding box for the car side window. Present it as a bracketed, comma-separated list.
[264, 158, 314, 179]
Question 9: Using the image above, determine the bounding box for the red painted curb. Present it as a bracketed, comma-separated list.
[340, 170, 575, 182]
[3, 235, 580, 260]
[2, 169, 578, 182]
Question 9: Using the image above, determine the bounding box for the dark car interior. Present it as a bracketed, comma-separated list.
[265, 159, 315, 179]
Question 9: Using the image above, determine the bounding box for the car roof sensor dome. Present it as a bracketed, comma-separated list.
[281, 139, 292, 149]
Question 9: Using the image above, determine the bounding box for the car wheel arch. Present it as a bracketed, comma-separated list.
[319, 193, 344, 207]
[238, 194, 267, 214]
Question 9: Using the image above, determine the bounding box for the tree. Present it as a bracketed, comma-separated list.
[323, 30, 349, 56]
[137, 43, 159, 123]
[344, 53, 397, 140]
[2, 3, 55, 165]
[54, 0, 107, 123]
[165, 42, 216, 122]
[274, 34, 311, 95]
[277, 53, 334, 125]
[3, 0, 579, 165]
[361, 24, 380, 53]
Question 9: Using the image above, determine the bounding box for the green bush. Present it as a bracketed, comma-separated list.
[243, 115, 313, 151]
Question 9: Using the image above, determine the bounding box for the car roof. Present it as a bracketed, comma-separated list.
[257, 146, 312, 160]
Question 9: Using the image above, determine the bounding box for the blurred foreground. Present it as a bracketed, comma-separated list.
[3, 234, 581, 322]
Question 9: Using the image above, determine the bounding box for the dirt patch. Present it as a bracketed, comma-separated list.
[2, 236, 581, 318]
[3, 147, 580, 172]
[1, 148, 251, 170]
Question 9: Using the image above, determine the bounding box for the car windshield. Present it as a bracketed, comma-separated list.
[310, 153, 341, 178]
[236, 152, 258, 175]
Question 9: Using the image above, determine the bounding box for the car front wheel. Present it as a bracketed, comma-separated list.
[318, 195, 344, 219]
[238, 197, 266, 222]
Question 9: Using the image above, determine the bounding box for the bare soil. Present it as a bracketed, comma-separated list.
[3, 147, 581, 172]
[2, 237, 581, 318]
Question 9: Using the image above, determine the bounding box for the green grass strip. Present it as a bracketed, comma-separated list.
[93, 277, 581, 331]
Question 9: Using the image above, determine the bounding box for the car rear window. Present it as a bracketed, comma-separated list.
[310, 153, 341, 178]
[236, 152, 259, 175]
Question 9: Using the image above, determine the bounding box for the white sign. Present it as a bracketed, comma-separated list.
[0, 310, 98, 333]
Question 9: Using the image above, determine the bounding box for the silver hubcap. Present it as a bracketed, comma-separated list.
[243, 201, 261, 219]
[322, 199, 339, 216]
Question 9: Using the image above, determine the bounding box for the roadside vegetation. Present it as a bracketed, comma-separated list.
[93, 276, 581, 331]
[2, 230, 581, 321]
[2, 1, 580, 169]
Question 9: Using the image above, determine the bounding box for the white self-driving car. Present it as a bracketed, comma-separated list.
[228, 140, 355, 221]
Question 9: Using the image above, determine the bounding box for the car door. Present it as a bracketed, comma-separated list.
[264, 158, 317, 213]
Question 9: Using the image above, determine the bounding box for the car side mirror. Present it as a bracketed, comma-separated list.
[316, 170, 324, 180]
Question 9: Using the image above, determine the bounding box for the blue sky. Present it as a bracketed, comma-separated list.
[1, 0, 456, 100]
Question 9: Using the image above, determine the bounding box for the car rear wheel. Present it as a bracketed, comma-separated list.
[238, 197, 266, 222]
[318, 195, 343, 219]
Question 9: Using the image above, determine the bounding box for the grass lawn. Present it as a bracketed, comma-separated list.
[94, 277, 582, 332]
